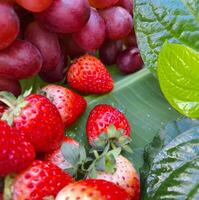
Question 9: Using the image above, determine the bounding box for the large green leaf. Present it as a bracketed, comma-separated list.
[141, 117, 199, 199]
[134, 0, 199, 71]
[145, 127, 199, 199]
[64, 68, 181, 170]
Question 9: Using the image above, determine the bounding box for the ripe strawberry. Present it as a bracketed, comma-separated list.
[45, 136, 79, 170]
[96, 155, 140, 200]
[0, 105, 6, 117]
[9, 161, 74, 200]
[0, 120, 35, 176]
[67, 54, 114, 94]
[0, 91, 64, 152]
[56, 179, 131, 200]
[0, 192, 2, 200]
[86, 104, 131, 145]
[40, 84, 87, 128]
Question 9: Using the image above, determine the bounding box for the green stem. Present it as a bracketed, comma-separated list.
[93, 150, 100, 159]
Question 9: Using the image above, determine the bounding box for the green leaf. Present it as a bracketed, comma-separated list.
[144, 127, 199, 200]
[95, 156, 106, 171]
[61, 143, 81, 166]
[141, 117, 199, 198]
[134, 0, 199, 71]
[157, 43, 199, 118]
[105, 154, 116, 174]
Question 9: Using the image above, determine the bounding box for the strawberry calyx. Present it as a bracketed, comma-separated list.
[3, 174, 16, 200]
[0, 89, 31, 126]
[91, 125, 133, 154]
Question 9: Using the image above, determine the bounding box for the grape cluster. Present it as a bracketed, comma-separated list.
[0, 0, 143, 96]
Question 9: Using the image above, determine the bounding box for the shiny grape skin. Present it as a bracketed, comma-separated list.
[117, 46, 143, 74]
[73, 9, 105, 51]
[36, 0, 91, 34]
[0, 3, 20, 50]
[99, 39, 123, 65]
[16, 0, 53, 12]
[89, 0, 119, 9]
[0, 39, 43, 80]
[39, 55, 68, 83]
[123, 29, 137, 48]
[25, 21, 62, 72]
[99, 6, 133, 40]
[116, 0, 133, 14]
[0, 76, 22, 96]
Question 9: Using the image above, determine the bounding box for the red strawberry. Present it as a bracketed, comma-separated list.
[9, 161, 74, 200]
[45, 136, 79, 170]
[56, 179, 131, 200]
[0, 193, 2, 200]
[0, 105, 6, 117]
[41, 85, 87, 128]
[96, 155, 140, 200]
[0, 120, 35, 176]
[86, 104, 131, 145]
[67, 54, 114, 94]
[0, 91, 64, 152]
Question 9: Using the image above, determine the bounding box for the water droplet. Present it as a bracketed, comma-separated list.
[147, 114, 151, 118]
[110, 100, 127, 114]
[168, 107, 172, 111]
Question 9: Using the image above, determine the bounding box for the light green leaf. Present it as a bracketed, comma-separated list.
[157, 42, 199, 118]
[134, 0, 199, 71]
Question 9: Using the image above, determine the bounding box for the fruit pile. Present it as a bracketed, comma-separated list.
[0, 0, 141, 199]
[0, 0, 143, 96]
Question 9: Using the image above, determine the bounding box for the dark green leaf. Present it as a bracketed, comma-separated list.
[134, 0, 199, 71]
[144, 127, 199, 199]
[141, 117, 199, 198]
[95, 157, 106, 171]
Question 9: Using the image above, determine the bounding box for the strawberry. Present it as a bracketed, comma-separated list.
[0, 193, 2, 200]
[0, 120, 35, 176]
[0, 91, 64, 152]
[96, 155, 140, 200]
[86, 104, 131, 146]
[0, 105, 6, 117]
[67, 54, 114, 94]
[45, 136, 79, 170]
[40, 84, 87, 128]
[5, 161, 74, 200]
[56, 179, 131, 200]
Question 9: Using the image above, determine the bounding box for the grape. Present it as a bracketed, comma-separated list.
[0, 39, 42, 80]
[123, 29, 137, 48]
[25, 21, 62, 72]
[0, 3, 19, 50]
[16, 0, 53, 12]
[99, 6, 133, 40]
[39, 55, 67, 83]
[99, 39, 123, 65]
[89, 0, 119, 9]
[36, 0, 91, 33]
[116, 0, 133, 14]
[3, 0, 15, 6]
[0, 76, 21, 96]
[117, 46, 143, 74]
[60, 34, 86, 59]
[73, 9, 105, 51]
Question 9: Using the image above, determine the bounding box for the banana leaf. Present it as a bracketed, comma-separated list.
[21, 67, 181, 170]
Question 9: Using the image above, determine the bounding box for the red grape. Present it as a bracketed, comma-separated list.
[123, 29, 137, 48]
[73, 9, 105, 51]
[116, 0, 133, 14]
[89, 0, 119, 9]
[117, 46, 143, 74]
[0, 75, 21, 96]
[0, 3, 19, 50]
[16, 0, 53, 12]
[36, 0, 91, 33]
[0, 39, 42, 80]
[25, 21, 62, 72]
[39, 55, 67, 83]
[99, 39, 123, 65]
[100, 6, 133, 40]
[60, 34, 86, 59]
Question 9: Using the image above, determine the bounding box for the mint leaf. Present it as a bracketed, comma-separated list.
[157, 42, 199, 118]
[134, 0, 199, 71]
